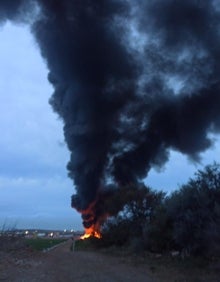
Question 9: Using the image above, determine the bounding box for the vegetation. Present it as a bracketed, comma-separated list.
[75, 237, 101, 251]
[26, 238, 67, 251]
[166, 162, 220, 256]
[99, 162, 220, 258]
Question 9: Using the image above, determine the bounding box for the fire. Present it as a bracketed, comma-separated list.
[80, 226, 101, 240]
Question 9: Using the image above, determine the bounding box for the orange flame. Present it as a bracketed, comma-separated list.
[80, 226, 101, 240]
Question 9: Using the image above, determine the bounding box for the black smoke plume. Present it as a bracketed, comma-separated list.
[1, 0, 220, 228]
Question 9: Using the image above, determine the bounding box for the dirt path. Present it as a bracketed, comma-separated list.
[1, 240, 155, 282]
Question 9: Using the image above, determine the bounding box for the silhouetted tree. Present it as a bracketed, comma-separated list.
[166, 163, 220, 256]
[101, 184, 165, 249]
[100, 163, 220, 257]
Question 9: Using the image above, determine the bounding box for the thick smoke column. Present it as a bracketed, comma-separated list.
[32, 1, 138, 219]
[1, 0, 220, 228]
[112, 0, 220, 184]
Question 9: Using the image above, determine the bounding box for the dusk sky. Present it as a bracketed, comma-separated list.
[0, 19, 220, 230]
[0, 22, 81, 230]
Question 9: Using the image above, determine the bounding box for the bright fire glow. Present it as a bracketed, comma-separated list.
[80, 227, 101, 240]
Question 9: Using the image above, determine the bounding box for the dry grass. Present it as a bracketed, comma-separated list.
[76, 240, 220, 282]
[106, 249, 220, 282]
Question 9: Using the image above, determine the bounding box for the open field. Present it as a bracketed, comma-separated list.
[26, 238, 67, 251]
[0, 237, 220, 281]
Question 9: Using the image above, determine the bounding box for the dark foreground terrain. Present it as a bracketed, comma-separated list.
[0, 238, 219, 282]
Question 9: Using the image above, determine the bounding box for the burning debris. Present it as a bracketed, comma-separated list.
[1, 1, 220, 234]
[80, 227, 101, 240]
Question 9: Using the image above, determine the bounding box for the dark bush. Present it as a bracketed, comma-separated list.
[166, 163, 220, 256]
[143, 205, 173, 252]
[100, 184, 166, 251]
[99, 163, 220, 258]
[101, 216, 132, 247]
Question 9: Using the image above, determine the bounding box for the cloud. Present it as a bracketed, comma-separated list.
[146, 133, 220, 192]
[0, 22, 69, 178]
[0, 22, 82, 230]
[0, 175, 82, 229]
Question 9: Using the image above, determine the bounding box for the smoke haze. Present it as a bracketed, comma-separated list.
[1, 0, 220, 227]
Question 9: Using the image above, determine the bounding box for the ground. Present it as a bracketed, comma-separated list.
[0, 239, 153, 282]
[0, 239, 219, 282]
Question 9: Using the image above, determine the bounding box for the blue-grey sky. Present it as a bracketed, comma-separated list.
[0, 22, 82, 230]
[0, 21, 219, 230]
